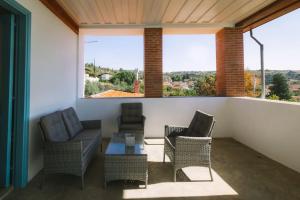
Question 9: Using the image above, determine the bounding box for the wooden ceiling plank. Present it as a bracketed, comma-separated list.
[223, 0, 270, 23]
[128, 0, 137, 24]
[198, 0, 235, 23]
[94, 0, 114, 24]
[237, 0, 300, 32]
[149, 0, 170, 24]
[122, 0, 130, 24]
[103, 0, 117, 24]
[39, 0, 79, 34]
[136, 0, 144, 24]
[236, 0, 300, 32]
[209, 0, 250, 23]
[174, 0, 203, 23]
[185, 0, 218, 23]
[64, 0, 91, 24]
[143, 0, 155, 24]
[162, 0, 187, 23]
[56, 0, 80, 23]
[79, 0, 104, 24]
[112, 0, 124, 24]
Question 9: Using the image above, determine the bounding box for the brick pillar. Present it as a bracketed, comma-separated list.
[216, 28, 244, 96]
[144, 28, 163, 98]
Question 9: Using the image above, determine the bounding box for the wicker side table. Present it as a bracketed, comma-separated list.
[104, 133, 148, 188]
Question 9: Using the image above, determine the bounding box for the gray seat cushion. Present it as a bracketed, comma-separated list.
[40, 111, 69, 142]
[72, 129, 101, 156]
[73, 129, 101, 141]
[62, 107, 83, 138]
[186, 110, 214, 137]
[121, 103, 143, 123]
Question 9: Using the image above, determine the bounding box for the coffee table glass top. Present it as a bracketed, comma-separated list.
[105, 133, 146, 155]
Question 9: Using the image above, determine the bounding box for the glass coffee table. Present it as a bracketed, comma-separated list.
[104, 132, 148, 188]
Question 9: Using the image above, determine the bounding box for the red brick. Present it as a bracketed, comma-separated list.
[216, 28, 245, 97]
[144, 28, 163, 98]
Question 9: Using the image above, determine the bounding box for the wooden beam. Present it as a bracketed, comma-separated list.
[236, 0, 300, 32]
[39, 0, 79, 34]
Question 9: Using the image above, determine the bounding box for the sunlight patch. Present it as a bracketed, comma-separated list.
[123, 169, 238, 199]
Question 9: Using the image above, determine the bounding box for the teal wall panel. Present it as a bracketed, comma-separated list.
[0, 13, 15, 188]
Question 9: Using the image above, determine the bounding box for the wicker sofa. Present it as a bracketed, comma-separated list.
[163, 110, 216, 182]
[39, 107, 102, 189]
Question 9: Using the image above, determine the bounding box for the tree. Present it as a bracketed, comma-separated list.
[268, 73, 291, 100]
[171, 74, 182, 82]
[194, 75, 216, 96]
[244, 71, 261, 97]
[110, 70, 135, 86]
[85, 81, 100, 96]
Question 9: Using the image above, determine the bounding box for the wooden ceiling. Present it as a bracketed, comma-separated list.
[56, 0, 277, 28]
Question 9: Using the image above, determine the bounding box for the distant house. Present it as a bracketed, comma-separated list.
[85, 74, 99, 82]
[99, 73, 112, 81]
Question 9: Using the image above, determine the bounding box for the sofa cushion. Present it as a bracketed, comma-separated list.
[62, 107, 83, 138]
[121, 103, 142, 123]
[40, 111, 69, 142]
[72, 129, 100, 156]
[73, 129, 101, 141]
[186, 111, 214, 137]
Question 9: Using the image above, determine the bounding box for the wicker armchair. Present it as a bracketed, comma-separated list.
[39, 108, 101, 189]
[118, 103, 145, 144]
[163, 110, 216, 182]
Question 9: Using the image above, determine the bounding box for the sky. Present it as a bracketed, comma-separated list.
[84, 9, 300, 72]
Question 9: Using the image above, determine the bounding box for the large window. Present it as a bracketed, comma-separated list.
[244, 9, 300, 102]
[84, 35, 144, 98]
[163, 34, 216, 97]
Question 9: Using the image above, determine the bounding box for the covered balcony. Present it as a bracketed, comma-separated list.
[1, 0, 300, 199]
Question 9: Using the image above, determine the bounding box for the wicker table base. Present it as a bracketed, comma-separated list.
[104, 133, 148, 188]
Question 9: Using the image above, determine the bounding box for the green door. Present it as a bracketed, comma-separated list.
[0, 12, 15, 187]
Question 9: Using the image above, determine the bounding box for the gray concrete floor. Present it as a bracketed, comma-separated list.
[5, 138, 300, 200]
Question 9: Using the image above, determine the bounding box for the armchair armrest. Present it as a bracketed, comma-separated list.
[81, 120, 101, 129]
[165, 125, 188, 137]
[175, 136, 212, 159]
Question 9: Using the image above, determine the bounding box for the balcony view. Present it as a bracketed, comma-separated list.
[84, 8, 300, 102]
[2, 0, 300, 200]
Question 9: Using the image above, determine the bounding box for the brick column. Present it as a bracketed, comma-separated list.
[216, 28, 244, 96]
[144, 28, 163, 98]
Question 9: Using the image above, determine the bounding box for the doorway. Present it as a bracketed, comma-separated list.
[0, 0, 30, 191]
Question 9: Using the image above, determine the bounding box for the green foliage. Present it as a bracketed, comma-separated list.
[194, 75, 216, 96]
[85, 63, 115, 78]
[268, 73, 291, 100]
[163, 86, 196, 97]
[267, 94, 280, 100]
[171, 74, 183, 82]
[110, 70, 135, 86]
[85, 80, 100, 96]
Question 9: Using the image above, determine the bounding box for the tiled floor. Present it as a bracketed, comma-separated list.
[5, 138, 300, 200]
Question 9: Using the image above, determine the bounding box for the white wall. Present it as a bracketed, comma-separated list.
[77, 97, 231, 138]
[229, 97, 300, 173]
[17, 0, 78, 180]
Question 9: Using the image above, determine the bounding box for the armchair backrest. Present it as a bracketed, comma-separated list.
[186, 110, 215, 137]
[121, 103, 143, 123]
